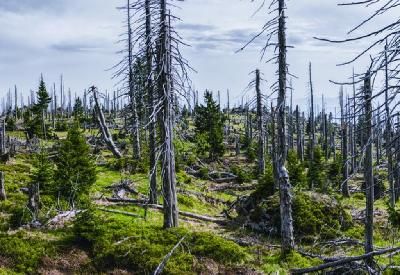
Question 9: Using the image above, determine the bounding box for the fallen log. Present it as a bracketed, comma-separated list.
[210, 183, 257, 192]
[98, 207, 142, 218]
[291, 246, 400, 274]
[103, 198, 227, 224]
[153, 236, 186, 275]
[177, 189, 229, 205]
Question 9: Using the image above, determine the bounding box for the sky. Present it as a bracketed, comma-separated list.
[0, 0, 395, 112]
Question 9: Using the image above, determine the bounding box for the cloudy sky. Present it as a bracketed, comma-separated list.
[0, 0, 394, 111]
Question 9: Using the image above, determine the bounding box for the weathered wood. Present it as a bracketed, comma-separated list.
[255, 69, 265, 175]
[340, 87, 350, 197]
[364, 71, 374, 266]
[91, 86, 122, 159]
[0, 172, 6, 201]
[153, 236, 186, 275]
[104, 198, 226, 224]
[277, 0, 294, 255]
[291, 246, 400, 274]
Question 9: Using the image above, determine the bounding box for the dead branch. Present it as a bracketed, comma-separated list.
[291, 246, 400, 274]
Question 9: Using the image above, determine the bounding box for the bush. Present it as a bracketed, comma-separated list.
[248, 191, 352, 239]
[0, 231, 55, 273]
[73, 209, 249, 273]
[231, 165, 252, 184]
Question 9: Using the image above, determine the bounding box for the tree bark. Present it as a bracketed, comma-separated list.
[309, 62, 315, 190]
[277, 0, 294, 255]
[340, 87, 350, 197]
[256, 69, 265, 175]
[92, 87, 122, 159]
[363, 71, 374, 266]
[0, 172, 6, 201]
[158, 0, 178, 228]
[145, 0, 158, 204]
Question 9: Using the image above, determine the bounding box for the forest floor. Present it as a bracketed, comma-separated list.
[0, 129, 399, 274]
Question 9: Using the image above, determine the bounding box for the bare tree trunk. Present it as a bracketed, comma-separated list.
[340, 87, 349, 197]
[28, 182, 39, 221]
[145, 0, 157, 204]
[277, 0, 294, 255]
[127, 0, 141, 161]
[256, 69, 265, 175]
[0, 119, 6, 155]
[309, 62, 315, 190]
[0, 172, 6, 201]
[296, 105, 303, 161]
[158, 0, 178, 228]
[363, 71, 374, 266]
[92, 87, 122, 159]
[384, 43, 395, 206]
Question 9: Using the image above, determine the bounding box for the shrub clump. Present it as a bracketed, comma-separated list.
[246, 191, 353, 239]
[73, 209, 249, 274]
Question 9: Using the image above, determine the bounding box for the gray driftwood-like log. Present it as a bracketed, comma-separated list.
[291, 246, 400, 274]
[91, 86, 122, 159]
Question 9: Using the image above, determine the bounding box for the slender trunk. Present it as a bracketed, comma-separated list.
[127, 0, 141, 161]
[309, 62, 315, 190]
[0, 172, 6, 201]
[296, 105, 303, 161]
[340, 87, 349, 197]
[384, 43, 395, 206]
[158, 0, 178, 228]
[146, 0, 157, 204]
[256, 70, 265, 175]
[277, 0, 294, 255]
[364, 71, 374, 265]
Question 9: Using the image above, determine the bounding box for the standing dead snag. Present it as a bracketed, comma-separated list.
[340, 87, 349, 197]
[145, 0, 157, 204]
[308, 62, 315, 190]
[0, 171, 6, 201]
[256, 69, 265, 175]
[363, 71, 374, 266]
[277, 0, 294, 255]
[157, 0, 178, 228]
[0, 119, 5, 155]
[90, 86, 122, 159]
[127, 0, 141, 161]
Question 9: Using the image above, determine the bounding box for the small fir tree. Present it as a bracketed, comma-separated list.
[54, 124, 96, 208]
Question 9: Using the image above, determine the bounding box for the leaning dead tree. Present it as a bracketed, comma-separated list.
[240, 0, 294, 254]
[90, 86, 123, 159]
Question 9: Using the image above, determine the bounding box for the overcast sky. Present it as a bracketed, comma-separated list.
[0, 0, 394, 111]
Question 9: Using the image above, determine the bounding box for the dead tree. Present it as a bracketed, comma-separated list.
[296, 105, 303, 161]
[363, 71, 374, 266]
[309, 62, 315, 190]
[156, 0, 178, 228]
[0, 119, 5, 155]
[239, 0, 294, 255]
[91, 86, 122, 159]
[255, 69, 265, 175]
[340, 87, 350, 197]
[127, 0, 141, 161]
[145, 0, 157, 204]
[0, 171, 6, 200]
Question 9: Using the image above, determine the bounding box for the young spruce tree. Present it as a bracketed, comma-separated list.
[54, 124, 96, 208]
[194, 91, 225, 161]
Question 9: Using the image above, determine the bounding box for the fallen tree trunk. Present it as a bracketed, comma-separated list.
[177, 189, 229, 205]
[291, 247, 400, 274]
[103, 198, 226, 224]
[98, 207, 142, 218]
[153, 236, 186, 275]
[210, 183, 257, 192]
